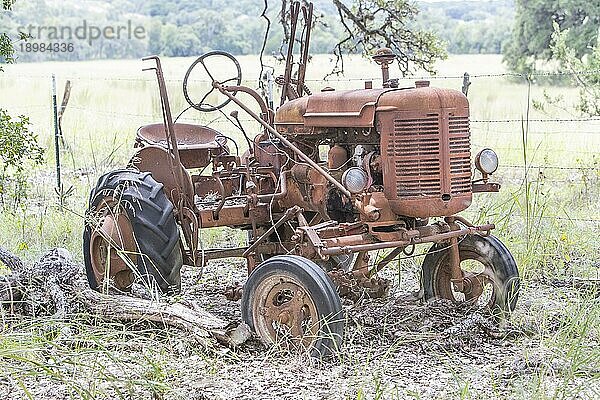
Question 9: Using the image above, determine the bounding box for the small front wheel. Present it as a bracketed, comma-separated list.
[241, 255, 343, 358]
[422, 234, 519, 316]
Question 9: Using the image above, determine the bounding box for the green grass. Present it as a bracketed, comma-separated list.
[1, 54, 598, 274]
[0, 54, 599, 398]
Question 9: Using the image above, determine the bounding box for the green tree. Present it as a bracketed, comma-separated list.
[326, 0, 447, 75]
[0, 1, 45, 210]
[161, 24, 201, 57]
[551, 23, 600, 116]
[504, 0, 600, 73]
[147, 19, 163, 55]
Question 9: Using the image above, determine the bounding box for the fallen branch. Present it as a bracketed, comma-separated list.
[0, 247, 250, 347]
[0, 244, 25, 271]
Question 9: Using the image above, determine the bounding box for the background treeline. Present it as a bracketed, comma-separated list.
[416, 1, 514, 55]
[1, 0, 515, 62]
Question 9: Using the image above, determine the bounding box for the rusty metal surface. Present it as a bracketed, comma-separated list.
[83, 4, 519, 359]
[275, 89, 388, 129]
[279, 1, 313, 105]
[319, 223, 495, 256]
[130, 146, 194, 209]
[472, 182, 501, 193]
[243, 206, 300, 258]
[103, 4, 510, 319]
[328, 269, 390, 301]
[372, 48, 396, 87]
[378, 87, 472, 218]
[196, 203, 270, 228]
[250, 273, 320, 349]
[89, 198, 136, 291]
[193, 175, 241, 198]
[224, 284, 243, 301]
[215, 81, 352, 199]
[141, 56, 188, 209]
[136, 123, 227, 169]
[328, 144, 348, 170]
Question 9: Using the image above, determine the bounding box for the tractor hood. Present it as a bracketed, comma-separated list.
[274, 86, 468, 133]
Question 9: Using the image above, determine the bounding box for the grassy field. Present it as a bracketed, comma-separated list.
[0, 54, 599, 399]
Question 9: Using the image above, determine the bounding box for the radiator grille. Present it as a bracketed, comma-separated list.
[389, 114, 471, 198]
[448, 116, 471, 194]
[391, 115, 442, 197]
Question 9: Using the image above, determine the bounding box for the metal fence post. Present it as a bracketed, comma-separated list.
[52, 73, 61, 192]
[462, 72, 471, 96]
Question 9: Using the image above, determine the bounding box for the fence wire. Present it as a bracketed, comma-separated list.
[0, 67, 598, 223]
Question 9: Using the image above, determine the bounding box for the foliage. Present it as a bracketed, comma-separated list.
[0, 33, 15, 67]
[324, 0, 446, 75]
[0, 0, 44, 210]
[0, 110, 44, 210]
[504, 0, 600, 73]
[414, 1, 514, 55]
[551, 23, 600, 116]
[1, 0, 513, 71]
[2, 0, 15, 10]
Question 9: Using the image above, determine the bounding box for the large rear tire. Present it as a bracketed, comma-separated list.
[241, 255, 344, 358]
[83, 169, 183, 294]
[422, 234, 519, 317]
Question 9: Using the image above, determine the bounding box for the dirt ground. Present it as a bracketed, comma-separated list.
[177, 260, 598, 400]
[1, 255, 598, 400]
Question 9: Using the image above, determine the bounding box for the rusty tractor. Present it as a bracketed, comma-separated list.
[83, 2, 519, 357]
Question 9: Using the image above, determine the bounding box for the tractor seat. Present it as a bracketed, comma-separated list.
[136, 123, 228, 169]
[136, 123, 227, 151]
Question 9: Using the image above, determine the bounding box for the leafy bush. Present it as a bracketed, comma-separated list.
[0, 109, 44, 211]
[1, 0, 44, 211]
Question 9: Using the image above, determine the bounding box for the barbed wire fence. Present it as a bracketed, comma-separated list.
[0, 67, 598, 225]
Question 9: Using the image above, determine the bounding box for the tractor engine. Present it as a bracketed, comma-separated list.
[274, 81, 472, 223]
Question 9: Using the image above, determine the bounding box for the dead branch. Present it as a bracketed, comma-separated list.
[0, 244, 25, 271]
[75, 289, 226, 338]
[275, 0, 445, 76]
[0, 248, 250, 347]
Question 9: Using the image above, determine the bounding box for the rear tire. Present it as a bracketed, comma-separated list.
[241, 255, 344, 358]
[83, 169, 183, 294]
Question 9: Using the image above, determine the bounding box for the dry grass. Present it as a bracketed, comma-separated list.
[0, 54, 599, 399]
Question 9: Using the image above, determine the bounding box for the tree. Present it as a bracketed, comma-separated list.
[2, 0, 16, 11]
[504, 0, 600, 73]
[280, 0, 446, 75]
[0, 0, 44, 211]
[551, 23, 600, 116]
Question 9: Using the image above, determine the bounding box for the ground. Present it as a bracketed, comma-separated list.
[1, 255, 598, 399]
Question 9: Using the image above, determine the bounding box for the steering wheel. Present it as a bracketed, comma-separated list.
[183, 51, 242, 112]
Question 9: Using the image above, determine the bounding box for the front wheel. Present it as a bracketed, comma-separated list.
[422, 234, 519, 316]
[241, 255, 344, 358]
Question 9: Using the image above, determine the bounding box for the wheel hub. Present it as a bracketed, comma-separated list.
[255, 278, 319, 349]
[89, 200, 136, 291]
[440, 256, 497, 309]
[462, 271, 495, 307]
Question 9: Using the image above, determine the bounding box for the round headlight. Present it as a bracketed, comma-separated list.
[475, 148, 499, 175]
[341, 167, 369, 194]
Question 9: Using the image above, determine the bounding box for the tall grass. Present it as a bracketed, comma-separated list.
[0, 54, 598, 398]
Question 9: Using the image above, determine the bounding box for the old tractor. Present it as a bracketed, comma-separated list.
[83, 2, 519, 356]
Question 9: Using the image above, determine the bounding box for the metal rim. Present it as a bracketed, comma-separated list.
[251, 273, 320, 350]
[433, 250, 498, 309]
[89, 198, 136, 291]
